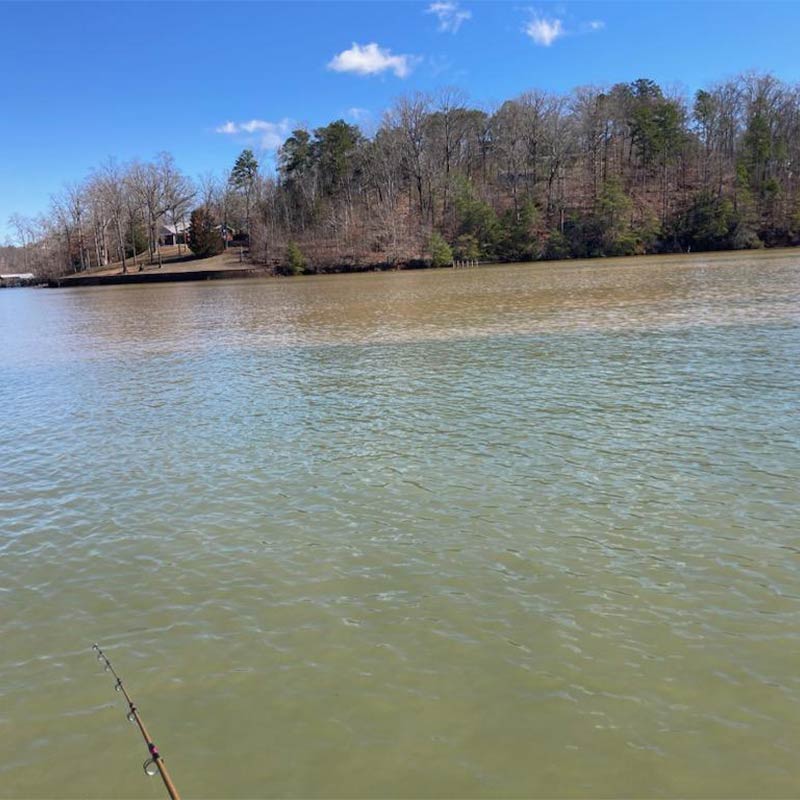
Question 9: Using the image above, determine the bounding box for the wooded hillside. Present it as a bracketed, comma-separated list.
[6, 73, 800, 278]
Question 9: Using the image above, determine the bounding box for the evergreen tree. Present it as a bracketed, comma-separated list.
[279, 130, 313, 179]
[428, 232, 453, 267]
[453, 180, 500, 258]
[543, 229, 570, 260]
[595, 179, 637, 255]
[229, 149, 259, 237]
[497, 201, 541, 262]
[667, 192, 761, 252]
[187, 207, 223, 258]
[284, 241, 307, 275]
[311, 120, 363, 198]
[454, 234, 481, 261]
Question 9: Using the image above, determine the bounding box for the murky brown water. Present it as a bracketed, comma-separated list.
[1, 250, 799, 798]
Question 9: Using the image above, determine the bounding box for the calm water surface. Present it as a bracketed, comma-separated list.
[1, 251, 799, 798]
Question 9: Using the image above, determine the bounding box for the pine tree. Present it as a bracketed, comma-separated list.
[229, 149, 259, 237]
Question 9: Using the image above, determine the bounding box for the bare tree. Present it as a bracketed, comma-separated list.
[160, 155, 195, 256]
[93, 159, 131, 272]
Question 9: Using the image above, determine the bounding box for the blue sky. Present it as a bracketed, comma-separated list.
[2, 0, 799, 240]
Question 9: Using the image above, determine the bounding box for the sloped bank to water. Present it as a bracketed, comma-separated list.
[47, 265, 269, 287]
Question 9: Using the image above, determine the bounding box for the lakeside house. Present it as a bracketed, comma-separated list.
[159, 222, 189, 247]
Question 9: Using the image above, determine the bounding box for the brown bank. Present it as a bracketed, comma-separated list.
[47, 249, 270, 287]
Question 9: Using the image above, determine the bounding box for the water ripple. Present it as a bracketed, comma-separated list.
[1, 252, 799, 797]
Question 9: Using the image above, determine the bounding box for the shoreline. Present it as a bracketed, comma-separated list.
[43, 244, 800, 289]
[47, 264, 269, 287]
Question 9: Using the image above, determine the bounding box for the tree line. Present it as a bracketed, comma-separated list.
[5, 72, 800, 278]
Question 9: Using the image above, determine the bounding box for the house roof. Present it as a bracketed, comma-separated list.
[159, 222, 188, 235]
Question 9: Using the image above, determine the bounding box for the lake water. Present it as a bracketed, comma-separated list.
[1, 250, 799, 798]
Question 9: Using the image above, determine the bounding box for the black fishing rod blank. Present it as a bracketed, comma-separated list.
[92, 643, 181, 800]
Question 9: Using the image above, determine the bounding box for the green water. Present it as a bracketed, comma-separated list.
[1, 251, 799, 798]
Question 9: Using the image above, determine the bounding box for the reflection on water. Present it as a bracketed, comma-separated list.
[1, 250, 799, 798]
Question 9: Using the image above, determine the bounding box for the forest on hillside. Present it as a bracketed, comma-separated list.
[4, 72, 800, 278]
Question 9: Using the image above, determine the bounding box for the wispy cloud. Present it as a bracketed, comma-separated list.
[428, 54, 455, 78]
[578, 19, 606, 33]
[215, 118, 292, 150]
[327, 42, 417, 78]
[426, 1, 471, 33]
[346, 107, 371, 122]
[524, 16, 564, 47]
[523, 11, 606, 46]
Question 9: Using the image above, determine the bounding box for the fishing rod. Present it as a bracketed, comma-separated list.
[92, 643, 181, 800]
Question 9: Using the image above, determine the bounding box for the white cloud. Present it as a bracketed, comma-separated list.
[327, 42, 416, 78]
[426, 1, 471, 33]
[215, 118, 292, 150]
[524, 16, 564, 46]
[588, 20, 605, 31]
